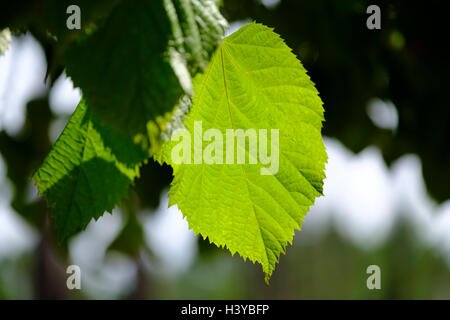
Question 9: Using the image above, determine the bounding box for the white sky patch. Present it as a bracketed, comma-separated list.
[49, 73, 81, 116]
[306, 138, 397, 249]
[49, 117, 69, 144]
[430, 202, 450, 265]
[0, 206, 38, 258]
[224, 20, 253, 37]
[389, 155, 450, 265]
[260, 0, 281, 9]
[305, 137, 450, 266]
[0, 33, 48, 135]
[0, 155, 38, 258]
[142, 191, 197, 277]
[367, 98, 399, 131]
[69, 210, 138, 299]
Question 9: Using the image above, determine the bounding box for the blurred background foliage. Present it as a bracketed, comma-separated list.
[1, 0, 450, 299]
